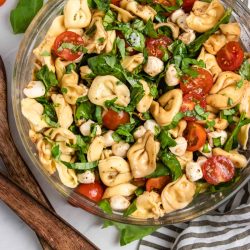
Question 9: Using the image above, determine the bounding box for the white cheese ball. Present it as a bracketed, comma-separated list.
[112, 142, 130, 158]
[185, 162, 203, 182]
[133, 125, 146, 140]
[208, 130, 227, 147]
[79, 120, 102, 136]
[165, 64, 179, 86]
[77, 170, 95, 184]
[23, 81, 46, 98]
[110, 195, 130, 211]
[143, 56, 164, 77]
[169, 137, 187, 156]
[144, 120, 160, 135]
[103, 130, 116, 147]
[170, 9, 185, 23]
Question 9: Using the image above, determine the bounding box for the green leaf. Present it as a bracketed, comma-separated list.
[51, 144, 61, 160]
[103, 10, 116, 28]
[213, 137, 222, 147]
[188, 8, 232, 55]
[164, 112, 184, 130]
[123, 29, 145, 52]
[103, 220, 159, 246]
[236, 79, 244, 89]
[131, 19, 145, 31]
[224, 112, 250, 151]
[149, 84, 158, 98]
[158, 129, 176, 149]
[10, 0, 43, 34]
[116, 37, 126, 59]
[95, 106, 103, 124]
[61, 87, 68, 94]
[239, 60, 250, 81]
[143, 19, 158, 38]
[123, 200, 137, 217]
[66, 63, 76, 74]
[146, 162, 170, 178]
[36, 65, 58, 92]
[98, 200, 112, 215]
[135, 187, 144, 196]
[62, 160, 98, 170]
[202, 142, 211, 153]
[75, 101, 95, 120]
[159, 151, 182, 181]
[93, 0, 110, 11]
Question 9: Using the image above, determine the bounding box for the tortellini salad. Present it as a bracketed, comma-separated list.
[21, 0, 250, 219]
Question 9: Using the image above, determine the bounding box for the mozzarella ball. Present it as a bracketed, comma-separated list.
[133, 125, 146, 140]
[170, 9, 185, 23]
[169, 136, 187, 156]
[110, 195, 130, 211]
[77, 170, 95, 184]
[112, 142, 130, 158]
[103, 130, 116, 147]
[143, 56, 164, 77]
[80, 120, 101, 136]
[23, 81, 46, 98]
[208, 130, 228, 147]
[144, 120, 160, 135]
[179, 30, 196, 45]
[185, 162, 203, 182]
[165, 64, 179, 86]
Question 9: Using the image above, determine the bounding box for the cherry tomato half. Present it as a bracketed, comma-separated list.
[181, 93, 206, 121]
[146, 35, 172, 59]
[53, 31, 85, 61]
[184, 122, 206, 151]
[102, 109, 130, 130]
[216, 41, 244, 71]
[111, 0, 121, 5]
[180, 67, 213, 96]
[201, 156, 235, 185]
[182, 0, 197, 12]
[146, 176, 171, 192]
[0, 0, 6, 6]
[75, 182, 104, 202]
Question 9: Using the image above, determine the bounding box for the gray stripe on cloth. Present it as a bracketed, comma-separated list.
[140, 240, 168, 250]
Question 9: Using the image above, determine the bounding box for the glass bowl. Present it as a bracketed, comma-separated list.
[11, 0, 250, 226]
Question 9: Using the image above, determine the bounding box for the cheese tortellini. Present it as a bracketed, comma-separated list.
[121, 53, 144, 73]
[88, 75, 130, 107]
[161, 175, 196, 213]
[127, 131, 160, 178]
[110, 4, 135, 23]
[186, 0, 224, 32]
[136, 80, 153, 113]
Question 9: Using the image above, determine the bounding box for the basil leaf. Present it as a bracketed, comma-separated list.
[103, 10, 116, 28]
[236, 79, 244, 89]
[95, 106, 103, 124]
[135, 187, 144, 196]
[159, 151, 182, 181]
[51, 144, 61, 160]
[188, 8, 232, 55]
[213, 137, 222, 147]
[131, 19, 145, 31]
[62, 160, 98, 170]
[164, 112, 184, 130]
[98, 200, 112, 214]
[123, 29, 145, 52]
[103, 220, 159, 246]
[239, 60, 250, 81]
[146, 162, 170, 178]
[116, 37, 126, 59]
[75, 101, 95, 120]
[66, 63, 76, 74]
[224, 113, 250, 151]
[10, 0, 43, 34]
[123, 200, 137, 217]
[93, 0, 110, 11]
[143, 19, 158, 38]
[158, 129, 176, 149]
[36, 65, 58, 92]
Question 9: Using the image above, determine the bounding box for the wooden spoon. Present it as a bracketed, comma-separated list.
[0, 56, 98, 250]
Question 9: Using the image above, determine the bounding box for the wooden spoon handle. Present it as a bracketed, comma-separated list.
[0, 172, 98, 250]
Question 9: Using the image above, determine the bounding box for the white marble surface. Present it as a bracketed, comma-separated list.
[0, 1, 138, 249]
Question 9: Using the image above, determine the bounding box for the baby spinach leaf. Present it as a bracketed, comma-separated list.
[188, 8, 232, 55]
[36, 65, 58, 92]
[51, 144, 61, 160]
[62, 160, 98, 170]
[75, 101, 95, 120]
[123, 200, 137, 217]
[239, 60, 250, 81]
[131, 19, 145, 31]
[158, 129, 177, 149]
[103, 10, 116, 28]
[164, 112, 184, 130]
[10, 0, 43, 34]
[143, 19, 158, 38]
[123, 29, 145, 52]
[159, 151, 182, 181]
[93, 0, 110, 11]
[116, 37, 126, 59]
[98, 200, 113, 214]
[146, 162, 170, 178]
[95, 106, 103, 124]
[103, 220, 159, 246]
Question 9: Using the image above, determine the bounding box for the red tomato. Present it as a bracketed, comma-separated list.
[216, 41, 244, 71]
[146, 176, 171, 192]
[182, 0, 197, 12]
[180, 67, 213, 96]
[111, 0, 120, 5]
[146, 35, 172, 59]
[102, 109, 130, 130]
[75, 182, 104, 202]
[53, 31, 85, 61]
[184, 122, 206, 151]
[202, 156, 235, 185]
[0, 0, 6, 6]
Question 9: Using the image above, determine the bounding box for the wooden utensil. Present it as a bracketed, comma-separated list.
[0, 56, 98, 250]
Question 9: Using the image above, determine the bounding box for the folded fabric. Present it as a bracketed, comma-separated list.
[139, 181, 250, 250]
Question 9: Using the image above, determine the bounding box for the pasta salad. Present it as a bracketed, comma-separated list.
[21, 0, 250, 219]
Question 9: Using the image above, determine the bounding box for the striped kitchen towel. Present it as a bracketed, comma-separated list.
[139, 181, 250, 250]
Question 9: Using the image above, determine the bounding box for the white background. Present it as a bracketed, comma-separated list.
[0, 1, 138, 249]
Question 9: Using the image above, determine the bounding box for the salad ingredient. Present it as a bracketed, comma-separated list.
[201, 155, 235, 185]
[185, 161, 203, 182]
[112, 142, 130, 157]
[146, 176, 171, 192]
[216, 41, 244, 71]
[80, 120, 102, 136]
[87, 136, 105, 161]
[23, 81, 45, 98]
[53, 31, 85, 61]
[103, 183, 138, 199]
[184, 122, 206, 152]
[207, 130, 227, 147]
[102, 109, 130, 130]
[103, 130, 116, 147]
[165, 64, 179, 86]
[180, 67, 213, 96]
[75, 182, 104, 202]
[133, 126, 146, 139]
[146, 35, 172, 59]
[77, 170, 95, 184]
[143, 119, 160, 135]
[143, 56, 164, 77]
[110, 195, 131, 211]
[182, 0, 197, 12]
[169, 137, 187, 156]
